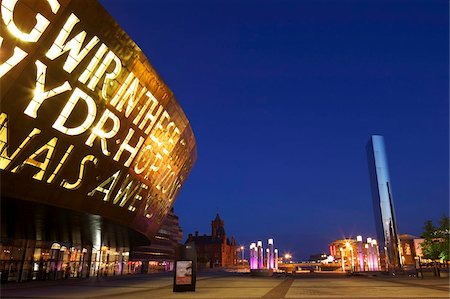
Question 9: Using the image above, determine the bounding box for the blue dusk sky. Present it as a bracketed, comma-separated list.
[99, 0, 449, 260]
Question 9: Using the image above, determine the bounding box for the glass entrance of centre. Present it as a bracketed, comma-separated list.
[0, 240, 133, 282]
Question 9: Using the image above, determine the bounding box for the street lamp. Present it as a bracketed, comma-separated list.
[345, 241, 354, 272]
[274, 249, 279, 270]
[340, 247, 345, 272]
[284, 253, 292, 263]
[350, 246, 355, 272]
[356, 235, 364, 272]
[240, 246, 244, 265]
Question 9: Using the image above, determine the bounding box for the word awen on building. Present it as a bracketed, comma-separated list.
[0, 0, 196, 282]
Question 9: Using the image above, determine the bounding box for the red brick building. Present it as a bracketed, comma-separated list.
[186, 214, 237, 268]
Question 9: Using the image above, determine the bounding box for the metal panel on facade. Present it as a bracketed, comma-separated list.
[0, 0, 197, 240]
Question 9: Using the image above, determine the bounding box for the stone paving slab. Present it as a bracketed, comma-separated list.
[286, 285, 447, 298]
[0, 273, 448, 299]
[131, 277, 282, 299]
[287, 276, 449, 298]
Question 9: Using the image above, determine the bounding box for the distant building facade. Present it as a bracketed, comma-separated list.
[329, 236, 381, 272]
[328, 233, 428, 272]
[399, 234, 426, 269]
[308, 253, 328, 263]
[186, 214, 237, 268]
[366, 135, 403, 271]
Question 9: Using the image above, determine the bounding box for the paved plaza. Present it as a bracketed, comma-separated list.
[1, 272, 448, 299]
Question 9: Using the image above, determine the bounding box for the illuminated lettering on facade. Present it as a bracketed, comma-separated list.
[0, 0, 196, 239]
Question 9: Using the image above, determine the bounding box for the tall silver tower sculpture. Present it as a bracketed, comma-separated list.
[366, 135, 402, 271]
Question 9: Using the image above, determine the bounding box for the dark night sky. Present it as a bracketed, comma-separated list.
[99, 0, 449, 260]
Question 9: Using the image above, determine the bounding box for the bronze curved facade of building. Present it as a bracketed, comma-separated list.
[0, 0, 196, 281]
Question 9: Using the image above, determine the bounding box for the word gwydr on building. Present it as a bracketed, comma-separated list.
[0, 0, 197, 282]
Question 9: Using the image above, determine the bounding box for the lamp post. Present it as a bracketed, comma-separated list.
[345, 241, 354, 273]
[257, 241, 263, 269]
[240, 246, 244, 265]
[371, 239, 379, 270]
[268, 239, 274, 269]
[284, 253, 292, 264]
[249, 243, 255, 269]
[283, 253, 292, 273]
[350, 247, 355, 272]
[357, 235, 364, 272]
[274, 249, 278, 270]
[365, 243, 370, 271]
[340, 248, 345, 272]
[367, 238, 373, 271]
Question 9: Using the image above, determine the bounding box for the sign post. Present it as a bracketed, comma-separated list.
[173, 242, 197, 292]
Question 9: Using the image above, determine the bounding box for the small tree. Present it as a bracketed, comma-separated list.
[421, 215, 449, 261]
[438, 215, 450, 261]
